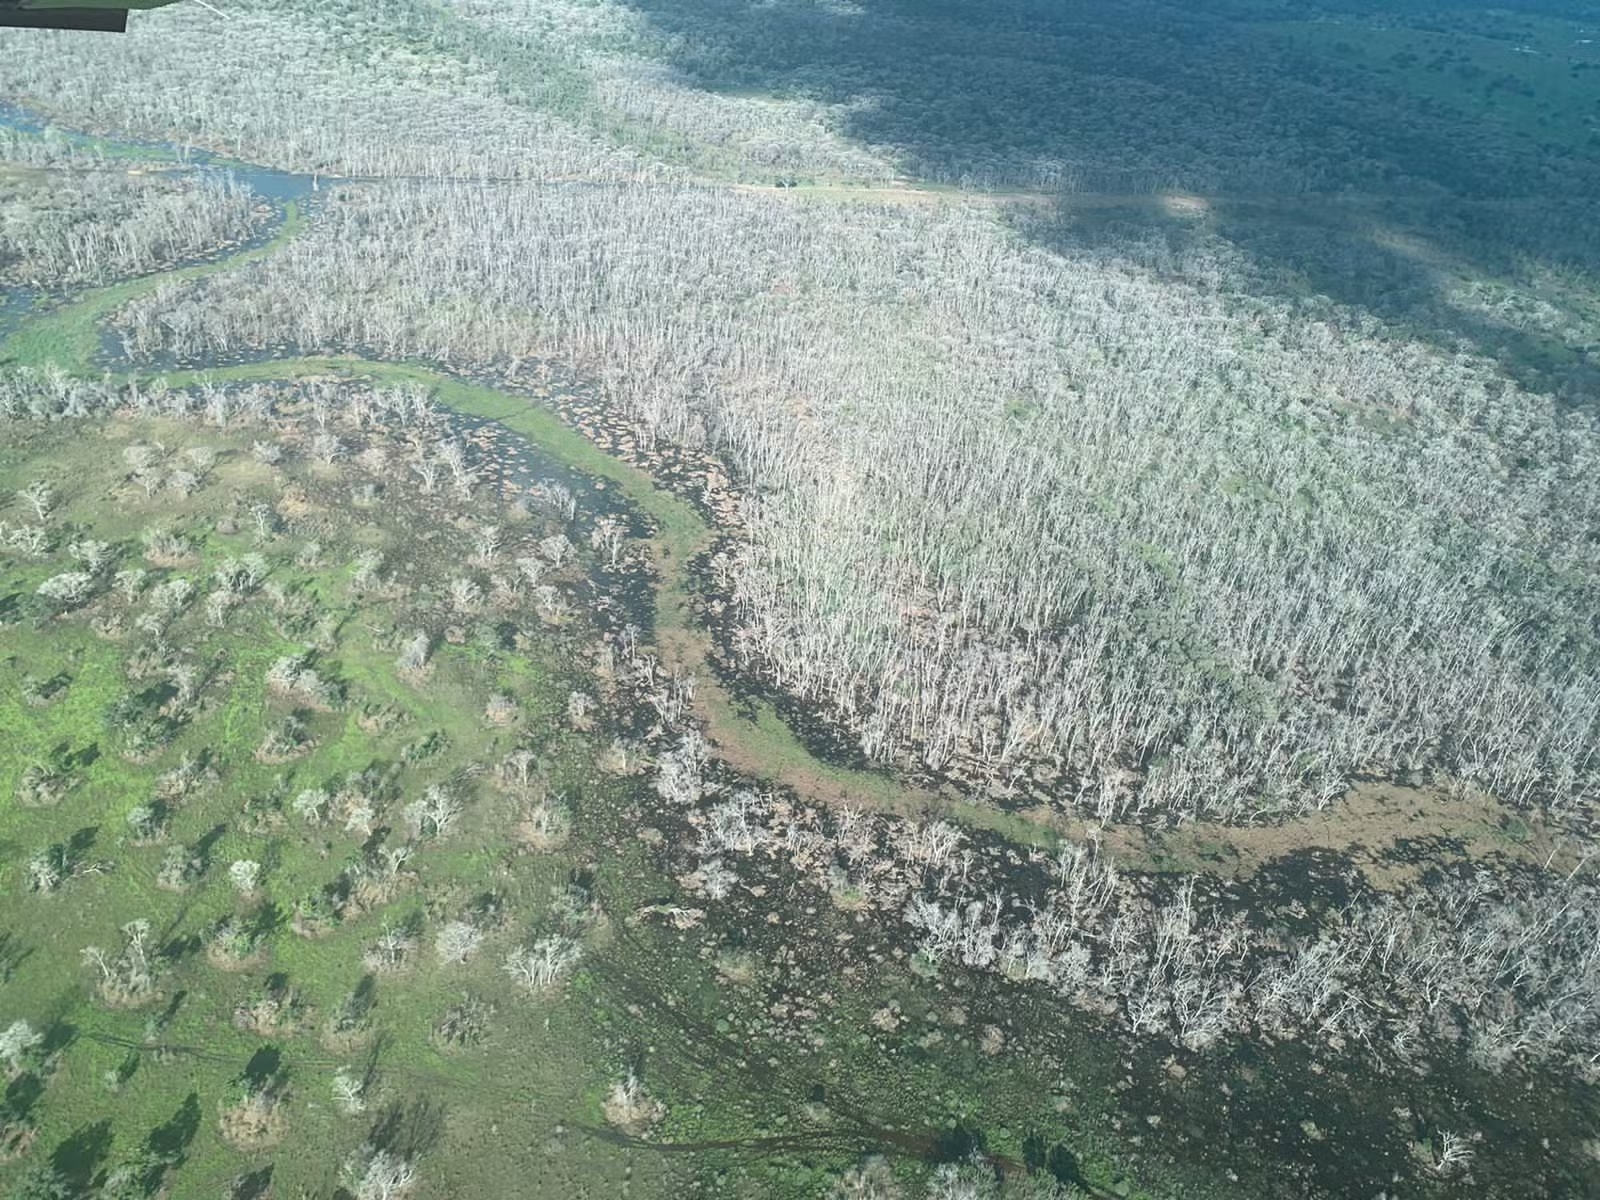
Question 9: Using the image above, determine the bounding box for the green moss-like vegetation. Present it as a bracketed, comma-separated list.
[0, 386, 1181, 1199]
[0, 410, 668, 1196]
[0, 194, 1189, 1197]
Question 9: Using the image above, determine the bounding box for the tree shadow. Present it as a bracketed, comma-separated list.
[930, 1122, 985, 1164]
[241, 1046, 285, 1092]
[38, 1014, 77, 1057]
[159, 932, 203, 964]
[348, 973, 378, 1021]
[361, 1029, 389, 1094]
[367, 1093, 446, 1162]
[49, 1118, 114, 1192]
[66, 825, 99, 862]
[110, 1049, 140, 1089]
[226, 1166, 275, 1200]
[4, 1071, 46, 1123]
[247, 901, 284, 941]
[63, 742, 99, 771]
[1023, 1130, 1089, 1191]
[146, 1092, 201, 1163]
[193, 822, 229, 865]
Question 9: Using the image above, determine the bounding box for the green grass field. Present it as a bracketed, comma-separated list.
[0, 407, 672, 1196]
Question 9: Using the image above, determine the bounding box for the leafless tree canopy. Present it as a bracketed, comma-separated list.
[1, 165, 262, 288]
[6, 1, 1600, 1149]
[103, 175, 1600, 821]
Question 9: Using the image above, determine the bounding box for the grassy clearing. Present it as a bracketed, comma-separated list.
[0, 397, 1190, 1200]
[143, 356, 961, 830]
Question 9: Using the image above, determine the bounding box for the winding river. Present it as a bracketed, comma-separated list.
[0, 105, 1158, 1196]
[8, 105, 1560, 881]
[0, 104, 988, 840]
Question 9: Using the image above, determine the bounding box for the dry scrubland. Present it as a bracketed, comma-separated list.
[4, 0, 1600, 1197]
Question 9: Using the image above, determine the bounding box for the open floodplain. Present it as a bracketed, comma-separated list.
[4, 2, 1600, 1197]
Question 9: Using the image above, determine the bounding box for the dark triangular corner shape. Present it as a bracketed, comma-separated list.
[0, 8, 130, 31]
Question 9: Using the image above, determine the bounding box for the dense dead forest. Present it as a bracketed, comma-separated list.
[5, 354, 1599, 1087]
[1, 158, 262, 287]
[5, 0, 1597, 831]
[0, 0, 900, 186]
[107, 176, 1600, 822]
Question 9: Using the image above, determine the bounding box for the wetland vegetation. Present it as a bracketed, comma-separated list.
[2, 2, 1599, 1197]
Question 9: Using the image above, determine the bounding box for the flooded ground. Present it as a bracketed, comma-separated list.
[0, 282, 36, 343]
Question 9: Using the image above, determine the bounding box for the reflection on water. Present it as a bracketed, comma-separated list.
[0, 100, 319, 206]
[0, 285, 37, 344]
[0, 99, 319, 200]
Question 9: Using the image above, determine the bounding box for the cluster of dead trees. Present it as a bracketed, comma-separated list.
[0, 363, 434, 427]
[592, 57, 896, 184]
[11, 1, 1599, 827]
[0, 0, 909, 189]
[0, 0, 664, 184]
[100, 173, 1600, 823]
[679, 776, 1600, 1074]
[1, 166, 261, 288]
[1, 126, 124, 168]
[905, 846, 1600, 1071]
